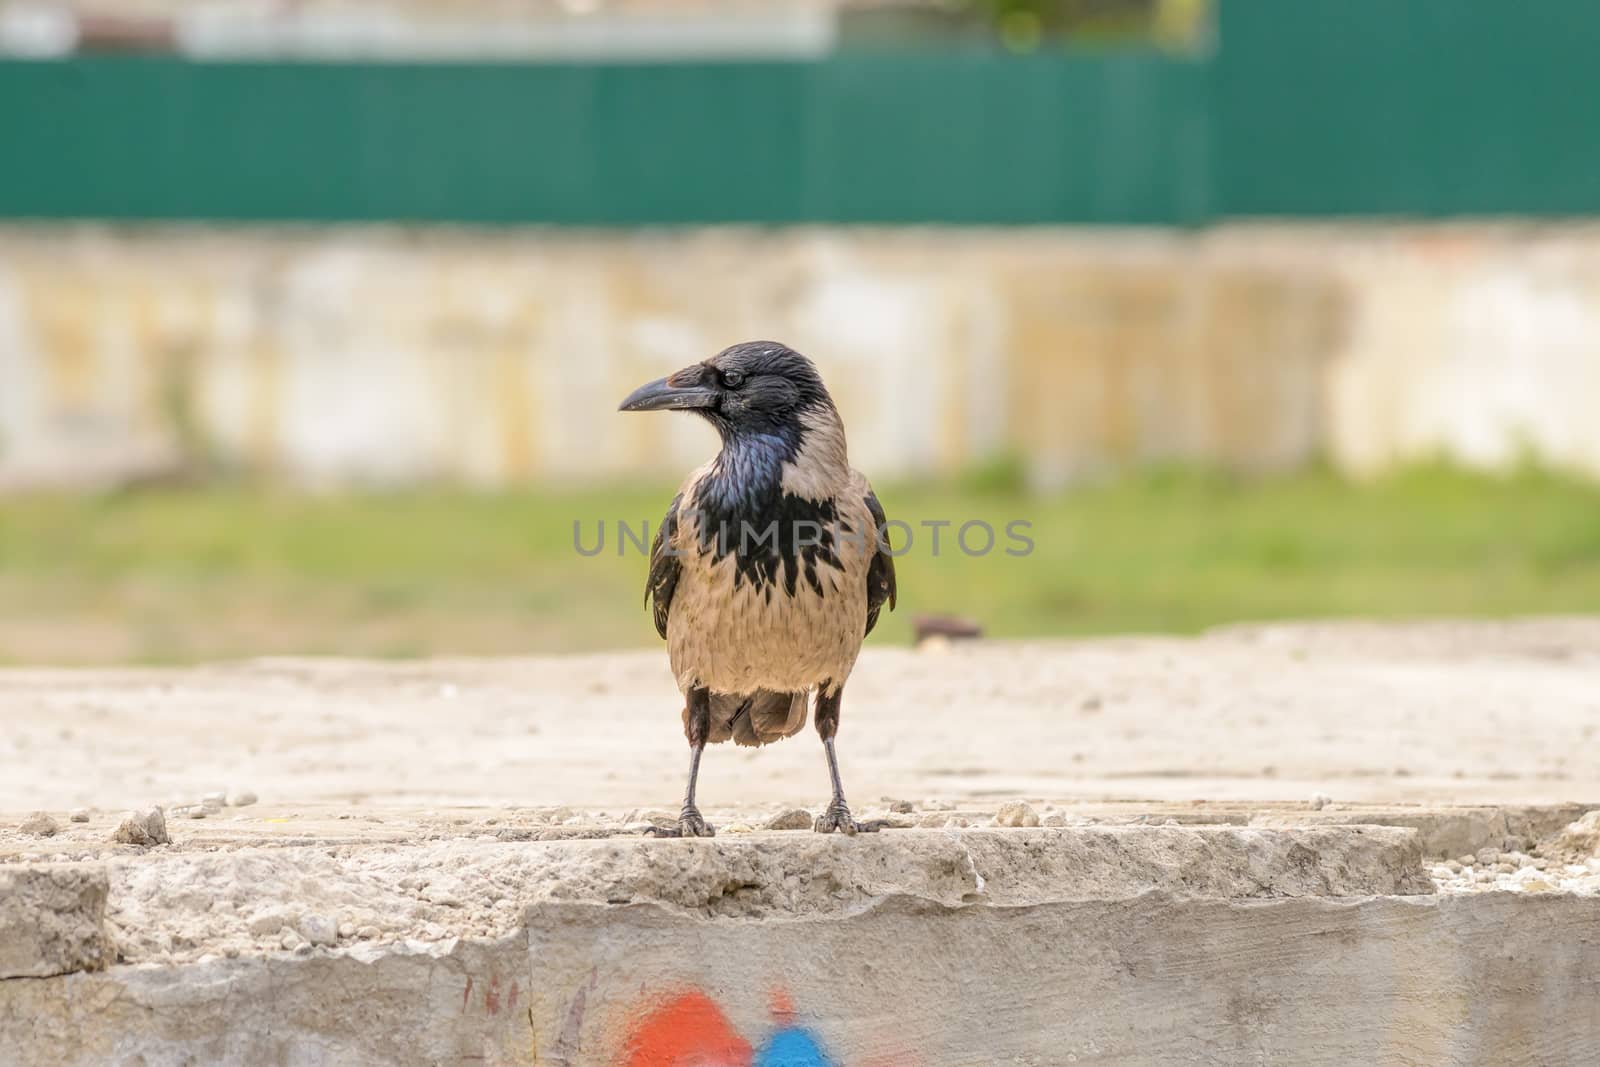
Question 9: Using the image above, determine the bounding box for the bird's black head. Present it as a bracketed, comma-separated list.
[618, 341, 833, 441]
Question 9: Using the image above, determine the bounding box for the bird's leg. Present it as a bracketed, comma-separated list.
[812, 684, 885, 835]
[648, 687, 715, 838]
[676, 741, 713, 837]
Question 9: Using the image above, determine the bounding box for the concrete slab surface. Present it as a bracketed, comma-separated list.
[3, 617, 1599, 814]
[4, 619, 1600, 1064]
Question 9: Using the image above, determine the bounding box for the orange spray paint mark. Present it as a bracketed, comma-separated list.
[622, 991, 752, 1067]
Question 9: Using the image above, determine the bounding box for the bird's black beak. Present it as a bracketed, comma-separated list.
[618, 370, 719, 413]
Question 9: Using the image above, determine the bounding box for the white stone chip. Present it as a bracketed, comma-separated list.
[994, 801, 1040, 828]
[112, 808, 170, 846]
[298, 914, 338, 946]
[19, 812, 59, 837]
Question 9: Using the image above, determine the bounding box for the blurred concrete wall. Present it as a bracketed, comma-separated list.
[1, 224, 1597, 488]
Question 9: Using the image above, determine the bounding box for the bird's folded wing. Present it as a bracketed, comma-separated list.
[863, 486, 897, 638]
[646, 492, 683, 640]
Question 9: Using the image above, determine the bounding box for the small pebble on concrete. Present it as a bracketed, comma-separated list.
[19, 812, 60, 837]
[994, 801, 1040, 828]
[113, 807, 170, 846]
[298, 914, 338, 946]
[765, 809, 814, 831]
[248, 907, 300, 937]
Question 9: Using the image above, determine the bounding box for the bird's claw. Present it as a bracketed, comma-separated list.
[647, 805, 715, 838]
[813, 800, 884, 836]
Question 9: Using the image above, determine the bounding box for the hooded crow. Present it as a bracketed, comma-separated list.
[620, 341, 896, 837]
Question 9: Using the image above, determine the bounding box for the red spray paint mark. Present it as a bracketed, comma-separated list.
[768, 988, 796, 1023]
[622, 991, 752, 1067]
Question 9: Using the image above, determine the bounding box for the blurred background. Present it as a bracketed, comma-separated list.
[1, 0, 1598, 665]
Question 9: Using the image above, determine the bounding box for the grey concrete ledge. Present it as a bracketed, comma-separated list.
[0, 864, 109, 979]
[508, 824, 1434, 914]
[5, 892, 1599, 1066]
[0, 824, 1430, 979]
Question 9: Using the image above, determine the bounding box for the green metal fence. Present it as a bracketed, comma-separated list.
[0, 54, 1208, 224]
[1215, 0, 1600, 217]
[1, 1, 1597, 224]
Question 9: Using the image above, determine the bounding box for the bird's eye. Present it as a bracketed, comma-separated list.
[720, 370, 744, 389]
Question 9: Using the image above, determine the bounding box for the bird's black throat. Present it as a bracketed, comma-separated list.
[691, 424, 848, 600]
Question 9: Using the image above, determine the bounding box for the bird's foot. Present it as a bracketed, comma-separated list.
[646, 805, 715, 838]
[812, 799, 886, 836]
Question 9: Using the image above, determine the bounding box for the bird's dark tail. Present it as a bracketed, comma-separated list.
[705, 689, 809, 747]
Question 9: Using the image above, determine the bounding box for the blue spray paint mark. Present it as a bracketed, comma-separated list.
[755, 1026, 836, 1067]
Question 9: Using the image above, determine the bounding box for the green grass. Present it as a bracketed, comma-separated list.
[1, 462, 1598, 665]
